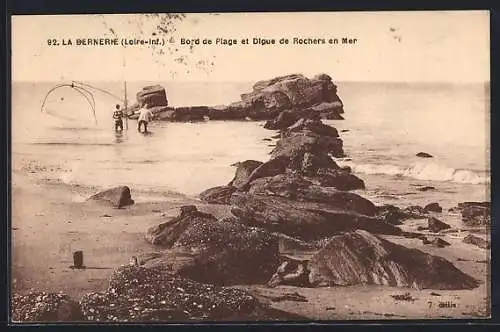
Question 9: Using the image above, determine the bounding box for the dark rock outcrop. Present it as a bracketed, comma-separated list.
[375, 204, 428, 224]
[308, 230, 478, 290]
[207, 73, 344, 122]
[199, 186, 237, 204]
[424, 203, 443, 213]
[228, 160, 264, 189]
[463, 234, 490, 249]
[428, 217, 451, 233]
[145, 206, 280, 285]
[240, 123, 364, 191]
[87, 186, 134, 208]
[247, 173, 376, 215]
[230, 192, 400, 241]
[145, 205, 209, 246]
[416, 152, 433, 158]
[461, 203, 490, 227]
[79, 265, 302, 322]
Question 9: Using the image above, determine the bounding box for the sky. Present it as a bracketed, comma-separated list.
[11, 11, 490, 83]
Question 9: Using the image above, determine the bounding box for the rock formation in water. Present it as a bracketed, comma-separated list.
[128, 73, 344, 122]
[137, 85, 169, 107]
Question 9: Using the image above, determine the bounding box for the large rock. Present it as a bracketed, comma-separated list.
[285, 118, 339, 137]
[228, 160, 264, 189]
[12, 291, 83, 322]
[79, 265, 301, 322]
[270, 129, 344, 159]
[308, 230, 478, 290]
[172, 218, 280, 285]
[263, 110, 299, 130]
[145, 206, 280, 285]
[428, 217, 451, 233]
[230, 192, 400, 241]
[247, 173, 376, 215]
[246, 74, 342, 110]
[136, 85, 168, 107]
[463, 234, 490, 249]
[424, 203, 443, 213]
[199, 186, 237, 204]
[145, 205, 210, 246]
[461, 203, 490, 227]
[87, 186, 134, 208]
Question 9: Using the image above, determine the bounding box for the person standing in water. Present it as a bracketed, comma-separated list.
[137, 103, 153, 133]
[113, 104, 124, 132]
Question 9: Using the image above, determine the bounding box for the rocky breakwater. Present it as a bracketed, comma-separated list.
[128, 73, 344, 122]
[217, 73, 345, 123]
[200, 117, 401, 241]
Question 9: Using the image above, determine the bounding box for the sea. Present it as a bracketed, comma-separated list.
[11, 80, 490, 216]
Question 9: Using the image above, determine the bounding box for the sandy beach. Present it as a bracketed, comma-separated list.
[11, 169, 490, 320]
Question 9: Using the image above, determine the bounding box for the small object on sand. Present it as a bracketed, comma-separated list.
[72, 251, 85, 269]
[326, 307, 336, 311]
[390, 292, 415, 302]
[418, 186, 436, 192]
[101, 214, 113, 218]
[129, 256, 139, 266]
[430, 292, 441, 296]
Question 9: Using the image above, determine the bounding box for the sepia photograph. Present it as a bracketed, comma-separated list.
[10, 11, 490, 322]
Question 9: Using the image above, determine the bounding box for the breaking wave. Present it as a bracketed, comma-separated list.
[337, 160, 490, 185]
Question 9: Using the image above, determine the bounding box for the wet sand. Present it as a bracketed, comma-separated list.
[11, 171, 490, 321]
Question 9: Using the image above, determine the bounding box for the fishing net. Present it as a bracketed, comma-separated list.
[40, 81, 127, 127]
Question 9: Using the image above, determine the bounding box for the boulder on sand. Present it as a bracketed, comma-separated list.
[308, 230, 478, 290]
[136, 85, 168, 107]
[79, 265, 302, 322]
[463, 234, 490, 249]
[416, 152, 433, 158]
[230, 192, 400, 241]
[428, 217, 451, 233]
[424, 203, 443, 213]
[87, 186, 134, 209]
[145, 205, 280, 285]
[461, 203, 491, 227]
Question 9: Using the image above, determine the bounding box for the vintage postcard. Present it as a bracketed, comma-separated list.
[10, 11, 490, 322]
